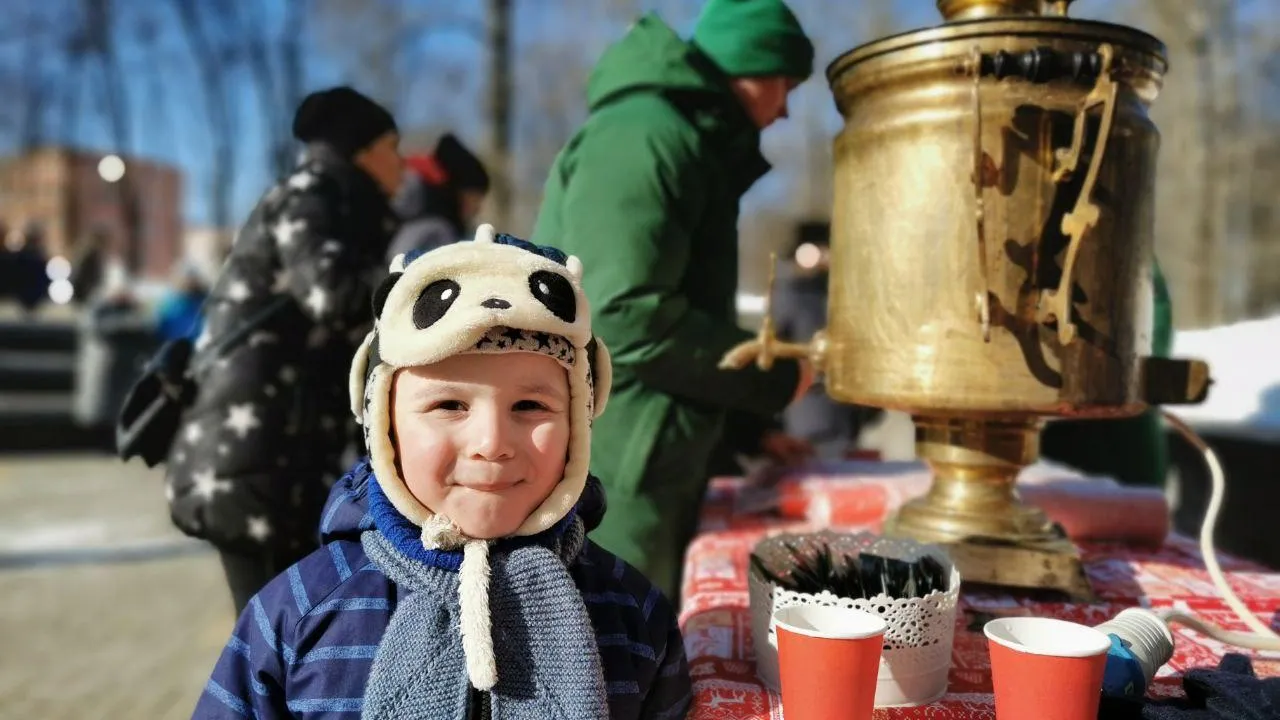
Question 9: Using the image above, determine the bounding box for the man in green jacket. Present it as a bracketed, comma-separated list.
[532, 0, 815, 600]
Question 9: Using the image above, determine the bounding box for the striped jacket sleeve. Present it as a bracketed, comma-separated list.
[641, 614, 692, 719]
[192, 596, 292, 719]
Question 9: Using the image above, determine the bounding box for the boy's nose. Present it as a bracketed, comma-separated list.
[468, 410, 516, 461]
[481, 297, 511, 309]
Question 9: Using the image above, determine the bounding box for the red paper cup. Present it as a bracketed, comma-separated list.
[774, 605, 887, 720]
[984, 617, 1111, 720]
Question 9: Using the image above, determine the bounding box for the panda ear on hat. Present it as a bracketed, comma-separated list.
[372, 272, 402, 320]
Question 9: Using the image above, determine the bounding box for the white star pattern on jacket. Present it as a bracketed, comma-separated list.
[161, 144, 399, 555]
[191, 468, 232, 501]
[226, 280, 251, 303]
[248, 331, 277, 347]
[246, 516, 272, 543]
[287, 171, 317, 191]
[305, 286, 329, 318]
[224, 403, 260, 439]
[272, 216, 307, 247]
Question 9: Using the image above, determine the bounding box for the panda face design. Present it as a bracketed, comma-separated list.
[526, 271, 576, 323]
[411, 269, 576, 331]
[373, 237, 591, 370]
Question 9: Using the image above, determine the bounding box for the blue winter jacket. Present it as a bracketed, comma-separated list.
[193, 460, 692, 719]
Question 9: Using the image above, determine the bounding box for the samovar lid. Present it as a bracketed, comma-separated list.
[827, 4, 1166, 85]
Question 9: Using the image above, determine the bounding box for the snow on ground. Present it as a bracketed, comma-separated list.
[1169, 313, 1280, 430]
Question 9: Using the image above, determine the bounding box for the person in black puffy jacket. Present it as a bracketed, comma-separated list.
[164, 86, 403, 613]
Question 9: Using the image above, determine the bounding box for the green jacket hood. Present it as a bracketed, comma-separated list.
[586, 13, 734, 112]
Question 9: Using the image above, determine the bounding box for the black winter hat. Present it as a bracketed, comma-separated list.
[434, 133, 490, 192]
[292, 86, 398, 158]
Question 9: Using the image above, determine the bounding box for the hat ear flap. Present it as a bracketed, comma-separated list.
[587, 335, 612, 418]
[372, 271, 402, 320]
[349, 331, 376, 423]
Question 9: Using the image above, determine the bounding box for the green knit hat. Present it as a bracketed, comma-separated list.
[692, 0, 814, 80]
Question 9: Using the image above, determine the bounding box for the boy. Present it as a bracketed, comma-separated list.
[194, 225, 692, 719]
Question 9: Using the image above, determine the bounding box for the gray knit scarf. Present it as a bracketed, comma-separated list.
[359, 517, 609, 719]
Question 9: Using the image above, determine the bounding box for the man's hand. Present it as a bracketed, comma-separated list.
[792, 359, 816, 403]
[759, 430, 814, 467]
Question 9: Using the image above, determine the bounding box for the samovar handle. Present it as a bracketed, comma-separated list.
[969, 46, 992, 343]
[1037, 42, 1119, 345]
[718, 252, 822, 372]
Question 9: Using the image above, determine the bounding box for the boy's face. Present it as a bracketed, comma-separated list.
[391, 351, 571, 539]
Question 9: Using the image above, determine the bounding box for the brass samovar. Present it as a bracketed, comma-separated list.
[722, 0, 1210, 598]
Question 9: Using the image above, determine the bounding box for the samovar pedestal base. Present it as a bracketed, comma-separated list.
[881, 415, 1095, 601]
[883, 515, 1095, 600]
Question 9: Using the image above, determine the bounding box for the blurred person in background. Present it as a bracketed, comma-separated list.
[0, 221, 11, 300]
[385, 132, 490, 262]
[532, 0, 818, 600]
[10, 222, 51, 316]
[69, 226, 110, 306]
[155, 265, 209, 342]
[164, 86, 403, 613]
[773, 223, 881, 459]
[71, 264, 149, 433]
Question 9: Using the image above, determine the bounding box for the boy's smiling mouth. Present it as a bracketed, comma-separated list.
[453, 477, 523, 492]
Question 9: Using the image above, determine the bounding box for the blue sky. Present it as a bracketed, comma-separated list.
[5, 0, 1264, 231]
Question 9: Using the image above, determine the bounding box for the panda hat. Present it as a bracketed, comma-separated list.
[350, 223, 612, 538]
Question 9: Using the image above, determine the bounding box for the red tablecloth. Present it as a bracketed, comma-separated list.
[679, 475, 1280, 719]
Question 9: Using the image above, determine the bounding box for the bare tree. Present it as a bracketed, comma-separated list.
[309, 0, 485, 147]
[226, 0, 309, 179]
[170, 0, 237, 232]
[18, 7, 51, 151]
[55, 28, 91, 147]
[487, 0, 514, 227]
[1126, 0, 1258, 328]
[278, 0, 308, 174]
[310, 0, 420, 113]
[132, 15, 178, 156]
[84, 0, 144, 272]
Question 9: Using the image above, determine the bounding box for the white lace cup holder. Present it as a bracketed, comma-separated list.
[748, 530, 962, 707]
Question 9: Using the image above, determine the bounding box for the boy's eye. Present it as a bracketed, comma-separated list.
[431, 400, 467, 412]
[513, 400, 548, 412]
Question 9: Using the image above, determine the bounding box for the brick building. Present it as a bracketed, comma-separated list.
[0, 146, 183, 279]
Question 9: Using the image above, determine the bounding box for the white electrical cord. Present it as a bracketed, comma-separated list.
[1156, 411, 1280, 652]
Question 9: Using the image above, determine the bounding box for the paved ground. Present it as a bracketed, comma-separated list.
[0, 453, 233, 720]
[0, 408, 920, 720]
